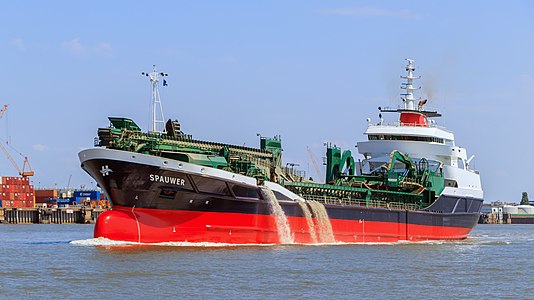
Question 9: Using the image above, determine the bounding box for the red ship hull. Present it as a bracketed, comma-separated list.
[80, 149, 482, 245]
[95, 205, 474, 244]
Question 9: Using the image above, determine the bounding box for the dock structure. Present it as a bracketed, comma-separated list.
[0, 207, 107, 224]
[479, 212, 512, 224]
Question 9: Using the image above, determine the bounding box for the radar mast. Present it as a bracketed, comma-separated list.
[142, 65, 168, 133]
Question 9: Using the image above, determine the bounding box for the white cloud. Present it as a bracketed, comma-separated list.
[95, 42, 113, 55]
[33, 144, 48, 152]
[11, 38, 26, 51]
[61, 37, 85, 54]
[319, 7, 419, 19]
[60, 38, 114, 56]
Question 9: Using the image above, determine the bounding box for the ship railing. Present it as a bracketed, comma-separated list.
[282, 166, 307, 181]
[367, 122, 452, 132]
[301, 194, 420, 211]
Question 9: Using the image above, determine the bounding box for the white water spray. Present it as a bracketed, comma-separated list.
[260, 186, 294, 244]
[296, 200, 318, 243]
[308, 200, 335, 243]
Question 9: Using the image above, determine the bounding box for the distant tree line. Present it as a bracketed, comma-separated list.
[521, 192, 530, 205]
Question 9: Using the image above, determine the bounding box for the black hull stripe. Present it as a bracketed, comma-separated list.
[82, 158, 482, 229]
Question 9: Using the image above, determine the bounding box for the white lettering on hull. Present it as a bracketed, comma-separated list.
[149, 174, 185, 186]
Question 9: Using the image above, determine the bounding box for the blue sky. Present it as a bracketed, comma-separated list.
[1, 1, 533, 202]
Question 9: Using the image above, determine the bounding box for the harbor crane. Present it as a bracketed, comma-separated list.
[307, 145, 324, 182]
[0, 104, 34, 178]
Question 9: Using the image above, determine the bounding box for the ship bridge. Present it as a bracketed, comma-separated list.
[355, 59, 482, 196]
[364, 123, 454, 144]
[357, 59, 457, 162]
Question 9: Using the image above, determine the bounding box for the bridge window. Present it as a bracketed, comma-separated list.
[368, 135, 443, 144]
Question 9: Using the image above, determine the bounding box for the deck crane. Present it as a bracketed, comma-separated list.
[0, 104, 34, 178]
[306, 145, 324, 183]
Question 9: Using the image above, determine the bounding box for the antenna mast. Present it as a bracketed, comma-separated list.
[142, 65, 168, 133]
[400, 59, 420, 110]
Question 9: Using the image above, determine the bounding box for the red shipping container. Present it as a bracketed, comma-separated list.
[35, 197, 46, 203]
[35, 189, 58, 198]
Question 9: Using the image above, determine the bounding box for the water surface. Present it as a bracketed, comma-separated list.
[0, 224, 530, 299]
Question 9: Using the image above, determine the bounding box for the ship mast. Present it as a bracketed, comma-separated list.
[379, 59, 440, 126]
[400, 58, 420, 110]
[142, 65, 168, 133]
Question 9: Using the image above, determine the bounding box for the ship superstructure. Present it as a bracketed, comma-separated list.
[357, 59, 483, 200]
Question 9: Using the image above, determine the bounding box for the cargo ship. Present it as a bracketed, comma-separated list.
[79, 60, 483, 244]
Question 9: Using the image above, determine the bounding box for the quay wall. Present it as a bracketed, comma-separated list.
[479, 212, 534, 224]
[0, 207, 107, 224]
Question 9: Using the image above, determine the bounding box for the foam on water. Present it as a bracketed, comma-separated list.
[70, 238, 276, 247]
[70, 237, 497, 248]
[70, 237, 138, 247]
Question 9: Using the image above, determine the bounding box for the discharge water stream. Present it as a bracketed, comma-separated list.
[308, 200, 336, 243]
[296, 200, 318, 243]
[260, 186, 294, 244]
